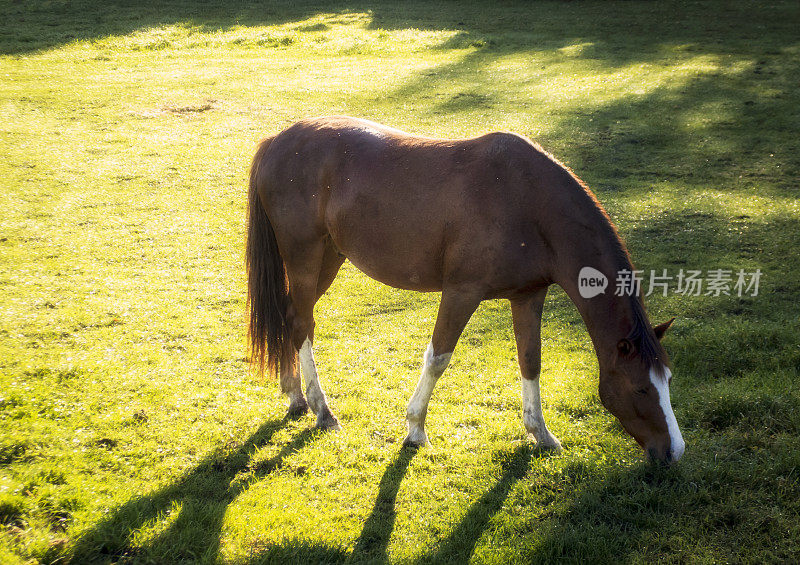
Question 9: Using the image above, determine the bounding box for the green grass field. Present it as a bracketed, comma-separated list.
[1, 1, 799, 563]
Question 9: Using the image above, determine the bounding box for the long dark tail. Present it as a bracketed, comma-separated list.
[246, 136, 291, 377]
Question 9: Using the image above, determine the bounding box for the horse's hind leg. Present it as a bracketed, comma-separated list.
[511, 290, 561, 451]
[298, 339, 339, 429]
[285, 242, 344, 429]
[404, 289, 482, 447]
[281, 352, 308, 418]
[315, 242, 346, 302]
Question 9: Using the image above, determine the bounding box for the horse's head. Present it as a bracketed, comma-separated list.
[598, 318, 685, 464]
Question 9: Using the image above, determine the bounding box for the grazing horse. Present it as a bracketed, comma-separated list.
[246, 116, 685, 464]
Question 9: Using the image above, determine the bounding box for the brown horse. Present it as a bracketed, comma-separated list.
[247, 116, 684, 464]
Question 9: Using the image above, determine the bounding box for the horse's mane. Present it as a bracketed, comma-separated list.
[569, 172, 669, 377]
[610, 225, 669, 378]
[628, 296, 669, 376]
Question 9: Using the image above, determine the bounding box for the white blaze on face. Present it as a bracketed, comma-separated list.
[650, 366, 685, 461]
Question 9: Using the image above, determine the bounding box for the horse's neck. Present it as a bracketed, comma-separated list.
[570, 285, 640, 367]
[547, 184, 640, 367]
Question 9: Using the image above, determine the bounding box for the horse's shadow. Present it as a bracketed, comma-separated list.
[67, 418, 317, 564]
[70, 422, 537, 564]
[414, 444, 534, 565]
[342, 446, 682, 565]
[66, 424, 687, 564]
[246, 442, 537, 564]
[350, 445, 418, 561]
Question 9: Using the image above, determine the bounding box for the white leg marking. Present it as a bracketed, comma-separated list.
[287, 387, 304, 404]
[405, 343, 451, 446]
[286, 387, 308, 415]
[650, 367, 685, 462]
[299, 338, 339, 429]
[281, 363, 308, 415]
[521, 377, 562, 451]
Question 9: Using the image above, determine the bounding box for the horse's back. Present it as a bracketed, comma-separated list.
[257, 116, 568, 294]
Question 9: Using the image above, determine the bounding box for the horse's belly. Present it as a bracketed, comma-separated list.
[346, 252, 443, 292]
[327, 204, 445, 292]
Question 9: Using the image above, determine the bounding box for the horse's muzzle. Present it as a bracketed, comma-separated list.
[647, 442, 685, 465]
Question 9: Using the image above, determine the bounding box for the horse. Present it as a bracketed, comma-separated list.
[246, 116, 685, 464]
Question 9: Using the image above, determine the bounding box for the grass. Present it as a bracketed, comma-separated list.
[1, 0, 799, 563]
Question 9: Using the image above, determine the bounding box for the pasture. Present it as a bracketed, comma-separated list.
[1, 1, 799, 563]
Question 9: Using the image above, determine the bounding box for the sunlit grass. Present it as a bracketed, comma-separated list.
[1, 0, 799, 563]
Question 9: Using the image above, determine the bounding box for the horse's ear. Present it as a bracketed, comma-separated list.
[653, 317, 675, 340]
[617, 338, 635, 358]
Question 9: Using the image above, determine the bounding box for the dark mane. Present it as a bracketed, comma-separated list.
[606, 234, 668, 376]
[609, 235, 668, 377]
[572, 174, 668, 377]
[628, 296, 669, 376]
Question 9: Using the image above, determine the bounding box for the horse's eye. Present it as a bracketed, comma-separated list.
[635, 387, 649, 396]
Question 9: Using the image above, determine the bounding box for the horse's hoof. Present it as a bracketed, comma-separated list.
[402, 429, 428, 448]
[535, 436, 563, 453]
[286, 398, 309, 419]
[316, 413, 341, 431]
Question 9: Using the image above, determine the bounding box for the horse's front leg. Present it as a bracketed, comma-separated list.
[404, 289, 481, 447]
[511, 290, 562, 451]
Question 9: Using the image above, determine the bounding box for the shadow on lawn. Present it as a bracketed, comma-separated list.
[63, 416, 795, 563]
[5, 0, 798, 65]
[241, 447, 697, 564]
[244, 443, 535, 564]
[66, 417, 318, 564]
[6, 1, 797, 192]
[415, 445, 533, 565]
[382, 37, 798, 200]
[524, 462, 690, 564]
[65, 433, 535, 564]
[7, 1, 797, 200]
[350, 445, 418, 561]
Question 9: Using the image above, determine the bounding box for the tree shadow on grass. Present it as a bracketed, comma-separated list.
[65, 418, 319, 564]
[380, 35, 798, 196]
[6, 0, 798, 67]
[622, 211, 800, 393]
[524, 452, 800, 564]
[8, 1, 798, 201]
[1, 0, 321, 55]
[525, 463, 688, 564]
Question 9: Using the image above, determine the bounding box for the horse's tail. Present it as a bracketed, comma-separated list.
[246, 136, 291, 377]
